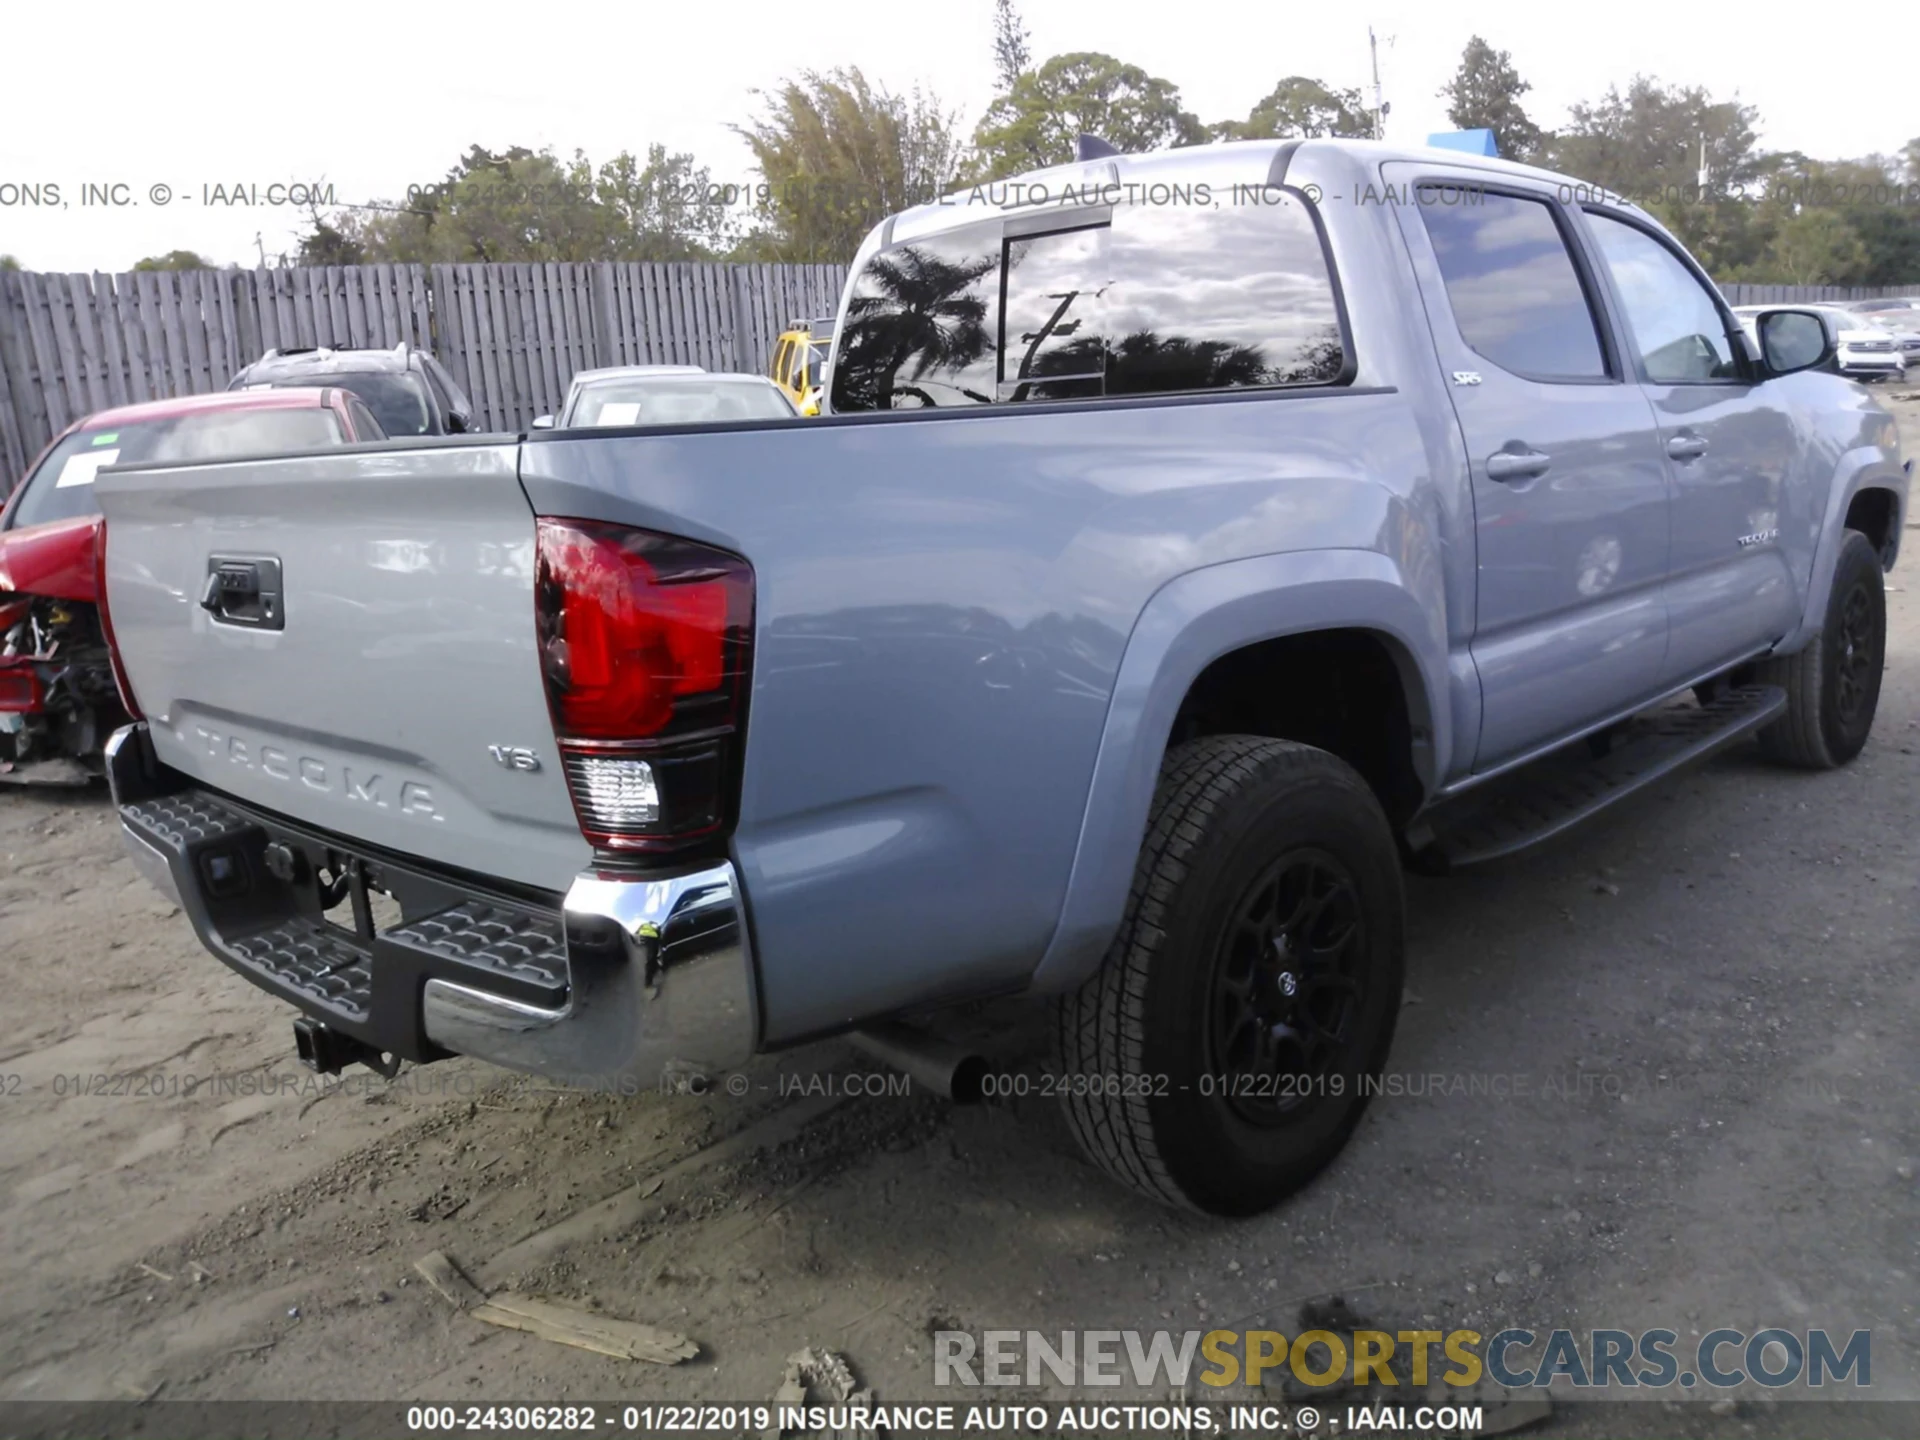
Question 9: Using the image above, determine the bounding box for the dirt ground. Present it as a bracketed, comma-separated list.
[3, 397, 1919, 1437]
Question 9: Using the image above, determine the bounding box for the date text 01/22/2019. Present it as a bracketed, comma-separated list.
[978, 1072, 1350, 1101]
[401, 1402, 1352, 1435]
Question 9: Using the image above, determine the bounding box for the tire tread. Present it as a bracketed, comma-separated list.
[1053, 736, 1388, 1211]
[1755, 529, 1883, 770]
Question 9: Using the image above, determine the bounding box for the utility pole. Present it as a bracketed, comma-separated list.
[1696, 131, 1710, 197]
[1368, 28, 1394, 140]
[254, 232, 267, 267]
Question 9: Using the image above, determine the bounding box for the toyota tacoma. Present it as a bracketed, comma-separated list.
[97, 138, 1908, 1214]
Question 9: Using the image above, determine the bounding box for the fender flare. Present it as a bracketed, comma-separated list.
[1027, 548, 1450, 994]
[1777, 448, 1909, 656]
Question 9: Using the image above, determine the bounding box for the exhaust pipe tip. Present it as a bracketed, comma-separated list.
[849, 1023, 988, 1105]
[946, 1051, 988, 1106]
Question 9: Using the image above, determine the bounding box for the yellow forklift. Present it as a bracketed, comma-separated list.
[770, 317, 833, 415]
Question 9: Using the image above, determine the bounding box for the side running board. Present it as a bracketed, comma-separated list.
[1416, 683, 1787, 870]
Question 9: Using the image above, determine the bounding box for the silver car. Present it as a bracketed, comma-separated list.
[1732, 305, 1907, 381]
[531, 368, 797, 429]
[1845, 305, 1920, 369]
[530, 365, 705, 429]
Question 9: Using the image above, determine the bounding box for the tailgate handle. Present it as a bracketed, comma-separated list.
[202, 556, 284, 630]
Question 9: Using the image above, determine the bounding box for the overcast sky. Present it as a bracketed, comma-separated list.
[2, 0, 1915, 272]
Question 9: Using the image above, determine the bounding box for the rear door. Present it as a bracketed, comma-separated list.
[1390, 170, 1673, 770]
[97, 441, 589, 893]
[1575, 205, 1804, 683]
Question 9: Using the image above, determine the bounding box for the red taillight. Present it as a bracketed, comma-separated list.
[0, 664, 42, 713]
[93, 518, 143, 720]
[535, 518, 752, 854]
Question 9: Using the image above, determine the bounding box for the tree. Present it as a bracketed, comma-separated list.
[296, 215, 365, 266]
[0, 255, 18, 271]
[1548, 77, 1767, 274]
[309, 145, 621, 263]
[295, 143, 733, 264]
[591, 144, 736, 260]
[1904, 137, 1920, 185]
[1211, 77, 1370, 142]
[133, 249, 215, 271]
[1761, 208, 1870, 286]
[1440, 37, 1543, 161]
[970, 53, 1205, 179]
[737, 68, 964, 263]
[991, 0, 1030, 92]
[1736, 152, 1918, 286]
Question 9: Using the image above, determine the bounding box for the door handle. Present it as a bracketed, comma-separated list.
[1667, 434, 1710, 461]
[1484, 448, 1552, 483]
[202, 556, 284, 629]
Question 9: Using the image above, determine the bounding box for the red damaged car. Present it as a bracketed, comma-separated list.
[0, 387, 384, 783]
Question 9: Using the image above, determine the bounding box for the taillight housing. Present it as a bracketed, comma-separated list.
[535, 518, 752, 855]
[0, 664, 42, 713]
[93, 517, 143, 720]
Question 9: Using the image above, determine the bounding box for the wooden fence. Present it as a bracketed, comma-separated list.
[0, 262, 847, 481]
[1721, 283, 1920, 306]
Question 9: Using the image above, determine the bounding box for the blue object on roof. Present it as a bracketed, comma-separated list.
[1427, 128, 1500, 157]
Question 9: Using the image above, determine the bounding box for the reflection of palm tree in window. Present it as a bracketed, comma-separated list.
[1107, 332, 1271, 393]
[1023, 322, 1343, 397]
[1270, 324, 1345, 385]
[834, 246, 999, 409]
[1026, 331, 1269, 395]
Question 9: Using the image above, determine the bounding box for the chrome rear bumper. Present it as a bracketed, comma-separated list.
[421, 864, 756, 1086]
[106, 722, 756, 1087]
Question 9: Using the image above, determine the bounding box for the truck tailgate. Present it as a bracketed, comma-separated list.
[96, 442, 588, 893]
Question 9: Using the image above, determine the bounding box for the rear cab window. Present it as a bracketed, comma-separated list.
[830, 185, 1349, 413]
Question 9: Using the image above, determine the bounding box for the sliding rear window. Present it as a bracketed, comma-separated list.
[831, 190, 1349, 412]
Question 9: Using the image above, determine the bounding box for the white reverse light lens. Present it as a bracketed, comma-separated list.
[570, 755, 660, 829]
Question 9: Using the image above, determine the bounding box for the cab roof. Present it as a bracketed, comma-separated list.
[877, 135, 1640, 249]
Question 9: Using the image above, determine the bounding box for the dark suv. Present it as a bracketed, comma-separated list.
[228, 342, 474, 436]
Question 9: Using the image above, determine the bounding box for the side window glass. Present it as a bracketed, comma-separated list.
[1103, 193, 1346, 394]
[149, 409, 343, 461]
[1001, 193, 1348, 403]
[420, 365, 454, 415]
[425, 356, 472, 416]
[1417, 188, 1608, 381]
[1584, 210, 1741, 383]
[830, 225, 1002, 411]
[348, 399, 386, 440]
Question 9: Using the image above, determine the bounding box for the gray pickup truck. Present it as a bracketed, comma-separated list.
[98, 138, 1908, 1216]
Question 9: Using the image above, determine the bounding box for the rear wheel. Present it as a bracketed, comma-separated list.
[1754, 529, 1886, 769]
[1054, 737, 1404, 1215]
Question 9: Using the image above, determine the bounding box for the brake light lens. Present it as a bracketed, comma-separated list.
[93, 517, 143, 720]
[535, 519, 752, 853]
[0, 666, 41, 713]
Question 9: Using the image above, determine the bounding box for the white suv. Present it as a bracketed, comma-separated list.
[1733, 305, 1907, 382]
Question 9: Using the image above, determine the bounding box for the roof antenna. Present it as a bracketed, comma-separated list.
[1074, 134, 1120, 161]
